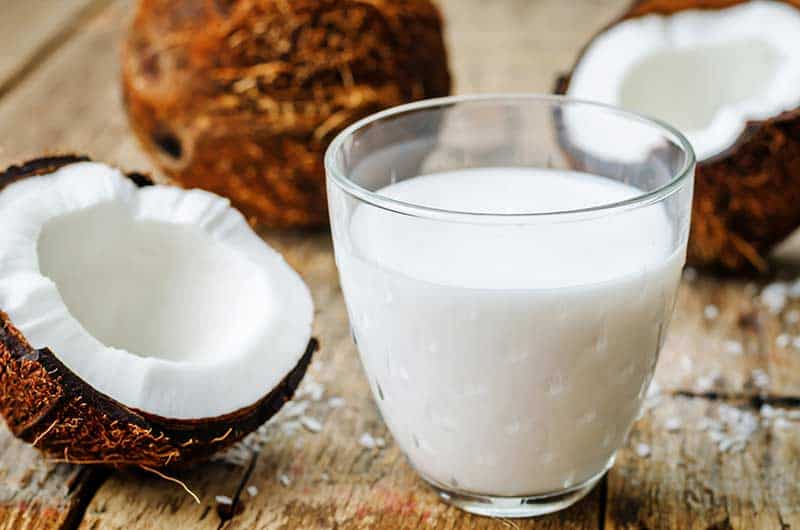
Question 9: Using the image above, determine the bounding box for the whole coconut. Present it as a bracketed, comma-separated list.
[122, 0, 451, 228]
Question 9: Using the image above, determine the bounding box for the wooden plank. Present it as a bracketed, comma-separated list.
[440, 0, 630, 93]
[0, 434, 105, 530]
[0, 0, 107, 97]
[0, 0, 151, 172]
[78, 463, 247, 530]
[606, 394, 800, 530]
[657, 275, 768, 395]
[655, 272, 800, 399]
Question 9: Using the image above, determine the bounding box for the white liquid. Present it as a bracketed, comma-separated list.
[335, 168, 684, 496]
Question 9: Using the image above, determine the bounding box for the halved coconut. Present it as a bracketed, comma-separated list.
[557, 0, 800, 272]
[0, 155, 316, 467]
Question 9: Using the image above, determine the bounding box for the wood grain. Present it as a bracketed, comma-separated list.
[607, 395, 800, 530]
[0, 435, 105, 530]
[0, 0, 108, 97]
[440, 0, 630, 94]
[0, 0, 798, 529]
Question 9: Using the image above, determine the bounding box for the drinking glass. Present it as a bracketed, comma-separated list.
[325, 94, 694, 518]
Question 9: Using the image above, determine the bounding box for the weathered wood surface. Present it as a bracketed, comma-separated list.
[0, 0, 798, 529]
[0, 0, 105, 98]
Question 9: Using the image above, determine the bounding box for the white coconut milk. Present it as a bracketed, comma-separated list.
[336, 168, 684, 496]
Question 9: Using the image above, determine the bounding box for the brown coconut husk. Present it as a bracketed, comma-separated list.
[556, 0, 800, 274]
[121, 0, 452, 229]
[0, 156, 317, 468]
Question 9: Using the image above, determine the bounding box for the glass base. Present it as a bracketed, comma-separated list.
[421, 466, 608, 518]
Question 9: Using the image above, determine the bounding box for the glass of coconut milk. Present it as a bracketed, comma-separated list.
[325, 95, 694, 518]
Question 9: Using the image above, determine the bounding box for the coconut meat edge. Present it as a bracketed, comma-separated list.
[566, 0, 800, 161]
[0, 162, 313, 419]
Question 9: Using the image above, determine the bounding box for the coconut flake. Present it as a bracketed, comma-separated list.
[282, 400, 310, 418]
[298, 377, 325, 402]
[359, 432, 377, 449]
[300, 416, 323, 433]
[327, 397, 345, 408]
[281, 420, 301, 437]
[246, 486, 258, 497]
[707, 404, 759, 453]
[761, 283, 788, 314]
[215, 495, 233, 506]
[634, 443, 651, 458]
[772, 417, 792, 430]
[788, 279, 800, 299]
[278, 474, 291, 487]
[776, 334, 791, 348]
[760, 404, 779, 418]
[703, 304, 720, 320]
[722, 340, 743, 355]
[751, 369, 770, 389]
[664, 417, 682, 432]
[695, 374, 717, 393]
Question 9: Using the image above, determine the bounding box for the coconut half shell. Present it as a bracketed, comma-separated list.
[556, 0, 800, 273]
[0, 156, 317, 467]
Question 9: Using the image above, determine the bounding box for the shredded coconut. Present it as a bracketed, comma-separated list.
[635, 443, 651, 458]
[297, 376, 325, 402]
[359, 432, 377, 449]
[327, 397, 346, 408]
[789, 279, 800, 299]
[300, 416, 323, 433]
[761, 282, 788, 314]
[695, 374, 717, 393]
[723, 340, 743, 355]
[706, 404, 759, 453]
[664, 417, 682, 432]
[703, 304, 720, 320]
[751, 369, 770, 389]
[281, 400, 310, 418]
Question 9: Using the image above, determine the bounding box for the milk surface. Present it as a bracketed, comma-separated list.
[336, 167, 684, 496]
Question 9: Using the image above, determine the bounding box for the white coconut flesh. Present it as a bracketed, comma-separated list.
[566, 0, 800, 161]
[0, 162, 313, 419]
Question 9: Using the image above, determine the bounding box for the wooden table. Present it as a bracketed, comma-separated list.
[0, 1, 798, 528]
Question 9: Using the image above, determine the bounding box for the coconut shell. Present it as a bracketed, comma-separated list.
[556, 0, 800, 274]
[0, 156, 317, 468]
[121, 0, 452, 229]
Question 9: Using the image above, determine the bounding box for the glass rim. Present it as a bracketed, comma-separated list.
[324, 93, 696, 222]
